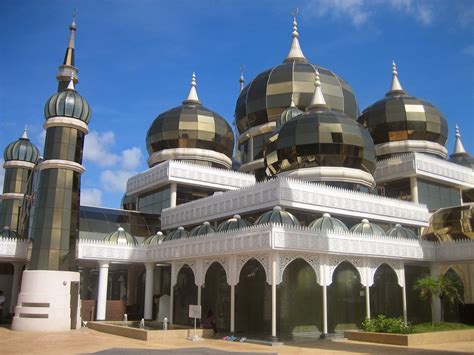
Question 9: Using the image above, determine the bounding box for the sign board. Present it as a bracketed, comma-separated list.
[189, 304, 201, 319]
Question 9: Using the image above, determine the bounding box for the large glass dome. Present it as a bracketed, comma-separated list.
[44, 80, 91, 123]
[146, 73, 234, 167]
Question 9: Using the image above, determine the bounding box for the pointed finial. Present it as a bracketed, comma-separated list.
[70, 8, 77, 30]
[183, 72, 201, 104]
[21, 125, 28, 139]
[386, 60, 405, 96]
[67, 74, 75, 90]
[239, 65, 245, 93]
[290, 94, 296, 107]
[453, 124, 467, 155]
[284, 8, 307, 64]
[307, 69, 327, 110]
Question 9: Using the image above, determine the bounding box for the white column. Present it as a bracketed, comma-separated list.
[410, 176, 419, 203]
[197, 285, 202, 306]
[402, 284, 408, 324]
[96, 261, 109, 321]
[271, 254, 277, 339]
[10, 262, 24, 314]
[230, 285, 235, 333]
[365, 285, 371, 319]
[430, 264, 441, 322]
[322, 284, 328, 337]
[170, 183, 177, 208]
[144, 262, 155, 320]
[248, 135, 254, 162]
[170, 263, 175, 325]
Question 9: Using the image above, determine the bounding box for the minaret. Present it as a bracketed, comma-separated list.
[0, 127, 40, 232]
[386, 60, 406, 96]
[56, 11, 79, 92]
[29, 75, 91, 271]
[284, 8, 307, 64]
[239, 66, 245, 93]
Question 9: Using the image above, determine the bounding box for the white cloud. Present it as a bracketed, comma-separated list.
[100, 169, 137, 193]
[0, 159, 4, 189]
[121, 147, 142, 170]
[81, 188, 103, 206]
[462, 44, 474, 57]
[84, 131, 120, 167]
[304, 0, 437, 27]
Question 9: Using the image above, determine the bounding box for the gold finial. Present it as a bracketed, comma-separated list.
[21, 125, 28, 139]
[387, 60, 404, 95]
[183, 72, 200, 104]
[291, 8, 299, 38]
[307, 69, 327, 110]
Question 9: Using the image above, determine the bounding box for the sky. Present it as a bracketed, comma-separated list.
[1, 0, 473, 208]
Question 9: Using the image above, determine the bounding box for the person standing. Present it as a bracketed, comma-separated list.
[0, 291, 5, 324]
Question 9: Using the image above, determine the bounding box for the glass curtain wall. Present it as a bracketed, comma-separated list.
[201, 262, 230, 331]
[277, 259, 322, 337]
[328, 261, 364, 331]
[370, 264, 402, 318]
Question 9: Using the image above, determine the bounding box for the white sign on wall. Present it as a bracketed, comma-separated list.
[189, 304, 201, 319]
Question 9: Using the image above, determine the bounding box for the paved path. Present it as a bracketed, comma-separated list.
[0, 326, 472, 355]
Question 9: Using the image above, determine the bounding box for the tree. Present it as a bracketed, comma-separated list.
[414, 274, 464, 326]
[414, 275, 442, 326]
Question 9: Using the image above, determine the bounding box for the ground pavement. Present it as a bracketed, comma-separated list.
[0, 325, 472, 355]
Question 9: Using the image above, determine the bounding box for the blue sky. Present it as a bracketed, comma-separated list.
[1, 0, 473, 208]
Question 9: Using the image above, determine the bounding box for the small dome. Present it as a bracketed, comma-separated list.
[277, 99, 303, 128]
[44, 80, 91, 123]
[141, 231, 166, 246]
[387, 224, 417, 239]
[217, 215, 250, 232]
[255, 206, 300, 226]
[4, 129, 40, 164]
[309, 213, 349, 232]
[358, 62, 447, 157]
[350, 219, 386, 236]
[0, 226, 22, 239]
[164, 226, 188, 241]
[189, 221, 215, 237]
[104, 227, 138, 246]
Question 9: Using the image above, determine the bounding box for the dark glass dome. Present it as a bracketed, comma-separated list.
[358, 94, 447, 147]
[146, 104, 234, 160]
[277, 103, 303, 128]
[254, 206, 300, 226]
[189, 221, 215, 237]
[308, 213, 349, 232]
[235, 63, 358, 134]
[4, 134, 39, 164]
[104, 227, 138, 245]
[44, 84, 91, 123]
[265, 108, 376, 176]
[217, 215, 250, 232]
[0, 226, 22, 239]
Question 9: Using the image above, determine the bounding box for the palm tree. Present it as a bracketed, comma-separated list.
[439, 274, 464, 322]
[414, 275, 442, 326]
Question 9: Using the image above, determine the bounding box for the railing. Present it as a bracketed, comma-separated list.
[0, 237, 28, 260]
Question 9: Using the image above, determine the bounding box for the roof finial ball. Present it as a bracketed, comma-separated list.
[291, 7, 299, 38]
[285, 7, 306, 64]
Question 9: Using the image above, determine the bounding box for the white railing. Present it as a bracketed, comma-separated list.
[126, 160, 255, 196]
[161, 177, 430, 229]
[0, 237, 28, 260]
[76, 239, 147, 262]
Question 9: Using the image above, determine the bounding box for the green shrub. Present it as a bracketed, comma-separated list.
[361, 315, 415, 334]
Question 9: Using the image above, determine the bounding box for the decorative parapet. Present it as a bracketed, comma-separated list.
[0, 237, 28, 260]
[161, 177, 429, 229]
[434, 239, 474, 262]
[126, 160, 255, 196]
[375, 152, 474, 188]
[76, 239, 147, 262]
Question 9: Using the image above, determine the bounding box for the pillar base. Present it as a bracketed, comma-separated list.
[319, 333, 328, 339]
[11, 270, 81, 331]
[267, 335, 279, 342]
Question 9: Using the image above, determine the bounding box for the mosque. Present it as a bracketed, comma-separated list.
[0, 13, 473, 339]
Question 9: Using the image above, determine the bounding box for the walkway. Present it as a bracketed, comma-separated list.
[0, 326, 472, 355]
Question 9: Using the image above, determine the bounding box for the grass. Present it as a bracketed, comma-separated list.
[413, 322, 474, 333]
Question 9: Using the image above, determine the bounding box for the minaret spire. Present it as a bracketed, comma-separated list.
[307, 70, 327, 111]
[239, 65, 245, 93]
[56, 10, 79, 92]
[453, 124, 467, 155]
[386, 60, 405, 96]
[183, 72, 201, 104]
[284, 8, 307, 64]
[21, 125, 28, 139]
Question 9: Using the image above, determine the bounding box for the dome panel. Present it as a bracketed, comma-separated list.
[4, 132, 40, 164]
[387, 224, 417, 239]
[164, 226, 188, 241]
[254, 206, 300, 226]
[309, 213, 349, 232]
[44, 86, 91, 123]
[142, 231, 166, 245]
[217, 215, 250, 232]
[350, 219, 386, 236]
[189, 221, 215, 237]
[104, 227, 138, 245]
